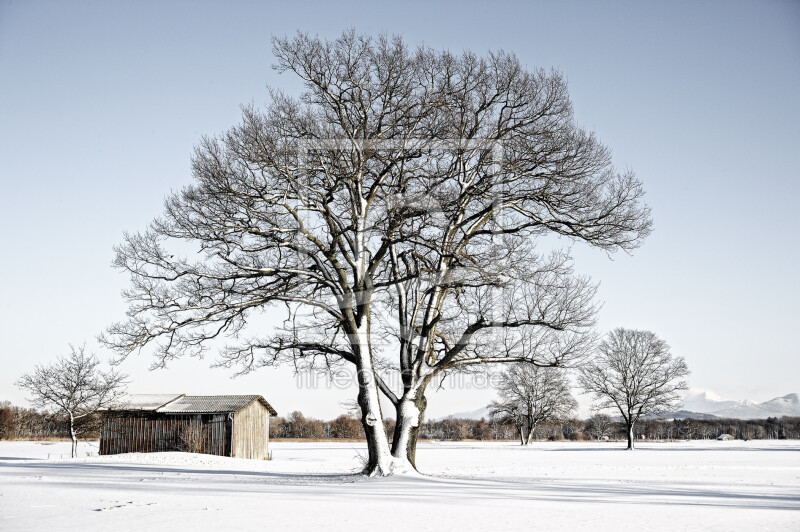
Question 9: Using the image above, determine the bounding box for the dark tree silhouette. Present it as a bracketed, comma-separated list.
[490, 364, 577, 445]
[580, 328, 689, 449]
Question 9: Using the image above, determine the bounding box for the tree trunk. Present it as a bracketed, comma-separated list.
[525, 422, 537, 445]
[518, 425, 526, 446]
[69, 413, 77, 458]
[626, 423, 635, 450]
[355, 368, 393, 475]
[352, 324, 402, 476]
[390, 391, 427, 470]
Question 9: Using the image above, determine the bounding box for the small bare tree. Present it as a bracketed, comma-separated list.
[490, 364, 577, 445]
[17, 345, 126, 457]
[178, 421, 207, 453]
[585, 412, 613, 441]
[579, 328, 689, 450]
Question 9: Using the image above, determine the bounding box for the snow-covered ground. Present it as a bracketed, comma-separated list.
[1, 440, 798, 531]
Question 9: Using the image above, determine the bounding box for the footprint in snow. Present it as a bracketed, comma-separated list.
[94, 501, 157, 511]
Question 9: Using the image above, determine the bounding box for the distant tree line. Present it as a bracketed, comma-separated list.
[632, 416, 800, 441]
[3, 402, 798, 442]
[269, 411, 365, 440]
[0, 401, 100, 440]
[267, 410, 800, 442]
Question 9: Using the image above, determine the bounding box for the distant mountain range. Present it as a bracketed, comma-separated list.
[642, 410, 720, 421]
[438, 392, 800, 421]
[442, 406, 493, 421]
[680, 390, 800, 420]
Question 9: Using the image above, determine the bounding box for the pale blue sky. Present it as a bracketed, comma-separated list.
[1, 0, 798, 418]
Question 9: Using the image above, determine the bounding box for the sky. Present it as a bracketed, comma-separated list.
[1, 0, 798, 420]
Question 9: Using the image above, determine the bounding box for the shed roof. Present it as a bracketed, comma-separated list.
[160, 395, 277, 415]
[114, 394, 184, 411]
[112, 394, 277, 416]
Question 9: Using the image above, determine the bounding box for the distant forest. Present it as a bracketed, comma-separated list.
[269, 411, 800, 441]
[2, 402, 798, 442]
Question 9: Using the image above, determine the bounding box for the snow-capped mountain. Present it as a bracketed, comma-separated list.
[760, 393, 800, 416]
[711, 393, 800, 419]
[681, 390, 744, 414]
[643, 410, 720, 420]
[681, 390, 800, 420]
[437, 392, 800, 421]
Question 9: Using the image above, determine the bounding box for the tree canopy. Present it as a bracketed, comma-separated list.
[103, 31, 652, 474]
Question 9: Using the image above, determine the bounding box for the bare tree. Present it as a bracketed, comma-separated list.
[489, 364, 577, 445]
[585, 412, 613, 441]
[16, 345, 127, 457]
[102, 31, 651, 475]
[579, 328, 689, 450]
[178, 422, 208, 453]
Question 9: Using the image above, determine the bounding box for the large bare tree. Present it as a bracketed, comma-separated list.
[17, 345, 127, 457]
[102, 31, 652, 475]
[579, 328, 689, 450]
[489, 364, 577, 445]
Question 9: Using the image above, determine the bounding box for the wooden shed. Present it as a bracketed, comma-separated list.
[100, 394, 278, 459]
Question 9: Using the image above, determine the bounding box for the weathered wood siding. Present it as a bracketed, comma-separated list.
[100, 413, 231, 456]
[231, 400, 270, 459]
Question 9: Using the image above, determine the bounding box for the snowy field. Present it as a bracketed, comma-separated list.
[1, 440, 798, 531]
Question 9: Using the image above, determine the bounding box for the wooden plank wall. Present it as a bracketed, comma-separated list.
[100, 413, 230, 456]
[231, 401, 270, 460]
